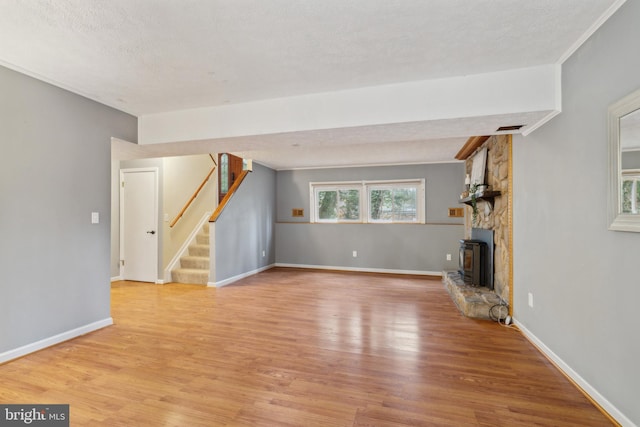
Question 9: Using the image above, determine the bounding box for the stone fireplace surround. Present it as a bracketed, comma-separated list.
[443, 135, 511, 320]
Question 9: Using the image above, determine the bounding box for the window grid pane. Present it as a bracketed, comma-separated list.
[220, 154, 229, 193]
[393, 187, 417, 222]
[622, 177, 640, 214]
[369, 186, 418, 222]
[338, 189, 360, 220]
[316, 188, 361, 221]
[317, 190, 337, 219]
[370, 189, 392, 220]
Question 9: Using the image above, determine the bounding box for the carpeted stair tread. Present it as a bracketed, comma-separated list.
[188, 244, 209, 257]
[180, 256, 209, 269]
[171, 268, 209, 285]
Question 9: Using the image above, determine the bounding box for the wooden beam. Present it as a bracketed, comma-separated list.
[455, 135, 490, 160]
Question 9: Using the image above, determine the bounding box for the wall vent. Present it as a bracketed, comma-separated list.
[448, 207, 464, 218]
[496, 125, 524, 132]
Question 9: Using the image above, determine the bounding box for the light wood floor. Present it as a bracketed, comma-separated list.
[0, 268, 611, 426]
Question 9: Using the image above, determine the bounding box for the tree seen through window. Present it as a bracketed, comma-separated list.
[317, 189, 360, 221]
[370, 187, 417, 222]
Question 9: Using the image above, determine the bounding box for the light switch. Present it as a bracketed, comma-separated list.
[91, 212, 100, 224]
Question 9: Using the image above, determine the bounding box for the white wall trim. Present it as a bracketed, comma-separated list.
[210, 264, 276, 288]
[275, 263, 442, 277]
[515, 319, 635, 427]
[521, 110, 561, 136]
[110, 275, 123, 282]
[556, 0, 629, 65]
[0, 59, 136, 116]
[164, 211, 212, 283]
[0, 318, 113, 364]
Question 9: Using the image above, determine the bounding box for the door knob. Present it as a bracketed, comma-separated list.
[147, 230, 156, 235]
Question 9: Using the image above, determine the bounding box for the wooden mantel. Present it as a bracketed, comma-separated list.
[455, 135, 490, 160]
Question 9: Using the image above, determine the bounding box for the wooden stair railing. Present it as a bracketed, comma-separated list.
[209, 169, 250, 222]
[170, 154, 217, 228]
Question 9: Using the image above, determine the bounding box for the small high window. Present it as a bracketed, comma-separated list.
[310, 179, 424, 224]
[220, 153, 229, 194]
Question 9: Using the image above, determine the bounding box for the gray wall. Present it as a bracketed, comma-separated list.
[0, 65, 137, 353]
[212, 163, 276, 283]
[276, 163, 464, 273]
[513, 1, 640, 423]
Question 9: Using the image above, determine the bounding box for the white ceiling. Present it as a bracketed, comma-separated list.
[0, 0, 624, 169]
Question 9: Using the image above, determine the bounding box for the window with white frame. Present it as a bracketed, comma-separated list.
[310, 179, 425, 223]
[622, 171, 640, 214]
[312, 184, 362, 222]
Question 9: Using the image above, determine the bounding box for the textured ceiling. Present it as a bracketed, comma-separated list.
[0, 0, 624, 168]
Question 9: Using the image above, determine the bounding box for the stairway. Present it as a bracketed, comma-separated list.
[171, 223, 210, 285]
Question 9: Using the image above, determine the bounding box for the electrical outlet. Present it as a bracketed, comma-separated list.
[352, 250, 357, 258]
[528, 292, 534, 308]
[446, 253, 452, 261]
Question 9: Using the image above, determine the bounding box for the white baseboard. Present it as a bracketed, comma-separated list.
[208, 263, 440, 288]
[0, 318, 113, 364]
[275, 263, 442, 277]
[515, 319, 634, 427]
[112, 276, 165, 285]
[210, 264, 275, 287]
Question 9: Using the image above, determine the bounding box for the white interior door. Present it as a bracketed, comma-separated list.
[120, 168, 158, 282]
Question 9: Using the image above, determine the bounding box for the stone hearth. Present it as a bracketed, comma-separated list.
[442, 271, 503, 320]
